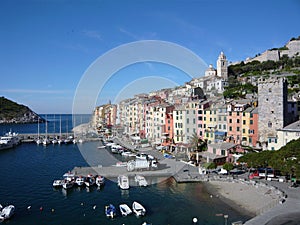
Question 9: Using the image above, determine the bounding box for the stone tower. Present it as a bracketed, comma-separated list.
[257, 76, 288, 145]
[217, 51, 228, 79]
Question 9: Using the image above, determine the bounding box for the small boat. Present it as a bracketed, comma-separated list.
[0, 205, 15, 220]
[118, 175, 129, 190]
[132, 201, 146, 216]
[42, 138, 50, 146]
[121, 151, 136, 157]
[52, 139, 58, 144]
[53, 179, 64, 188]
[135, 175, 148, 187]
[75, 176, 85, 186]
[105, 204, 116, 218]
[36, 139, 42, 145]
[63, 172, 75, 181]
[96, 175, 105, 187]
[97, 145, 106, 149]
[85, 174, 95, 187]
[119, 203, 132, 216]
[63, 180, 74, 189]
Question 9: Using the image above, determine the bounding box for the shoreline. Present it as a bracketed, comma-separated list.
[203, 179, 283, 221]
[203, 181, 256, 219]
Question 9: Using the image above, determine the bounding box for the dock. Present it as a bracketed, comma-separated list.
[72, 157, 202, 181]
[18, 133, 101, 143]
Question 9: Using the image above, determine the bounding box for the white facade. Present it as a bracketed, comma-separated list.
[268, 120, 300, 150]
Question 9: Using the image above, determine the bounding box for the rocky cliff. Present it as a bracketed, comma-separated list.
[0, 96, 45, 124]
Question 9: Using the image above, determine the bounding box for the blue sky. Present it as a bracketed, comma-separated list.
[0, 0, 299, 114]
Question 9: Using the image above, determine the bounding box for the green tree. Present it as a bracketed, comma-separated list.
[189, 132, 207, 152]
[223, 162, 234, 171]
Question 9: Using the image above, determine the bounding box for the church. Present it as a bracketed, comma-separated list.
[190, 52, 228, 97]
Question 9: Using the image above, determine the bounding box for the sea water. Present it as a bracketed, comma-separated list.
[0, 115, 251, 225]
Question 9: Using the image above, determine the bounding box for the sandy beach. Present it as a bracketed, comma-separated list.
[206, 180, 282, 216]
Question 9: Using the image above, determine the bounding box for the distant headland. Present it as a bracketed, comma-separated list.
[0, 96, 45, 124]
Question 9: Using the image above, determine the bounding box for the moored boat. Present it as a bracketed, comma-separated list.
[132, 201, 146, 216]
[96, 175, 105, 187]
[75, 176, 85, 186]
[85, 174, 95, 187]
[118, 175, 129, 190]
[63, 172, 75, 181]
[119, 203, 132, 216]
[0, 205, 15, 220]
[135, 175, 148, 187]
[62, 180, 74, 189]
[105, 204, 116, 218]
[53, 179, 64, 188]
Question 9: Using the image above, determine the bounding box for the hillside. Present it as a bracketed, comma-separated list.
[0, 97, 45, 124]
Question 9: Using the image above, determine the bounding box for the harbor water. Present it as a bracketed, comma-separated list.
[0, 115, 251, 225]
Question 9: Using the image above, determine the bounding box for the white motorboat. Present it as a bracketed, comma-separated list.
[63, 172, 75, 181]
[121, 151, 136, 157]
[0, 131, 21, 146]
[132, 201, 146, 216]
[118, 175, 129, 190]
[97, 145, 106, 149]
[0, 205, 15, 220]
[119, 203, 132, 216]
[53, 179, 64, 188]
[64, 138, 72, 144]
[135, 175, 148, 187]
[111, 144, 123, 153]
[63, 180, 74, 189]
[75, 176, 85, 186]
[96, 175, 105, 187]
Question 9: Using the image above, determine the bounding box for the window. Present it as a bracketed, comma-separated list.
[193, 118, 196, 124]
[210, 118, 212, 122]
[219, 116, 222, 121]
[221, 150, 225, 156]
[229, 119, 232, 123]
[250, 113, 253, 118]
[249, 137, 252, 144]
[219, 124, 222, 129]
[243, 120, 246, 125]
[250, 120, 253, 125]
[187, 128, 189, 133]
[237, 127, 240, 132]
[243, 129, 245, 133]
[237, 119, 240, 123]
[229, 126, 232, 131]
[223, 124, 226, 129]
[187, 118, 189, 124]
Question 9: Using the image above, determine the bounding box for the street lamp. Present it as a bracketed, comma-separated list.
[224, 214, 228, 225]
